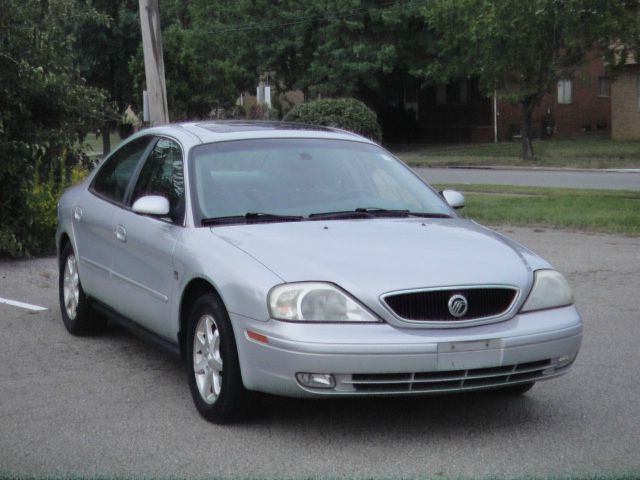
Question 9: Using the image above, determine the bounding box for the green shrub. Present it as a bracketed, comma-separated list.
[284, 98, 382, 142]
[0, 153, 90, 258]
[25, 177, 60, 254]
[0, 228, 22, 257]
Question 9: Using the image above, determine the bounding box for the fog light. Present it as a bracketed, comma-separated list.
[556, 353, 576, 368]
[296, 373, 336, 389]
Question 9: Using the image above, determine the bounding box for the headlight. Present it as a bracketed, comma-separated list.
[520, 270, 574, 313]
[268, 282, 380, 322]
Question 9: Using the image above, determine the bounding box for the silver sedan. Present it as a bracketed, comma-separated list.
[57, 121, 582, 423]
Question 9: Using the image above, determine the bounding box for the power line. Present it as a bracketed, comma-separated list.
[187, 0, 428, 36]
[0, 0, 428, 35]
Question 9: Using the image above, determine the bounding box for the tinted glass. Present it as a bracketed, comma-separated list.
[190, 138, 451, 221]
[132, 138, 185, 224]
[92, 136, 152, 203]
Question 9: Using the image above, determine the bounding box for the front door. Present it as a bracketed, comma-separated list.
[110, 137, 186, 340]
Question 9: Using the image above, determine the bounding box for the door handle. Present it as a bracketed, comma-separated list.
[74, 206, 83, 222]
[115, 224, 127, 243]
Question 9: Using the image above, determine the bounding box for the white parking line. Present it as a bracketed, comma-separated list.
[0, 297, 48, 312]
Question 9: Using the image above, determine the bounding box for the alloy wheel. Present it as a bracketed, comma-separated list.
[63, 254, 80, 321]
[193, 314, 223, 404]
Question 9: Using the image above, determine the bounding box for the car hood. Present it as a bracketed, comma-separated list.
[211, 218, 548, 301]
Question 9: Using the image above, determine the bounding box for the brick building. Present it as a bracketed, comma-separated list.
[611, 60, 640, 140]
[412, 55, 612, 143]
[496, 55, 611, 140]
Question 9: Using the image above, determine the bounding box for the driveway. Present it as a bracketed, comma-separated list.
[415, 167, 640, 190]
[1, 227, 639, 478]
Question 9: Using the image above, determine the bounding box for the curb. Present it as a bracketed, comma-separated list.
[414, 165, 640, 174]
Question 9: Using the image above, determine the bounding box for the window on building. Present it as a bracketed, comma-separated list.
[458, 79, 469, 105]
[598, 77, 610, 97]
[637, 71, 640, 112]
[558, 79, 573, 104]
[436, 80, 469, 106]
[436, 85, 447, 105]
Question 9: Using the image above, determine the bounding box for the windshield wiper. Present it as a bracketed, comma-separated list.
[402, 211, 452, 219]
[309, 208, 452, 220]
[355, 208, 452, 218]
[309, 208, 410, 220]
[308, 210, 378, 220]
[202, 212, 304, 226]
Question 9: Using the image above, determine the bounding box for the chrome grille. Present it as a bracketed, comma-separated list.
[344, 359, 555, 393]
[383, 287, 517, 322]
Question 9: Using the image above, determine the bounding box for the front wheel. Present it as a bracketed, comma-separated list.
[186, 292, 256, 423]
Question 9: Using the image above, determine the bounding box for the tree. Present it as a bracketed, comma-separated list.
[243, 0, 432, 119]
[0, 0, 108, 256]
[423, 0, 640, 159]
[75, 0, 141, 155]
[128, 0, 256, 120]
[287, 1, 430, 99]
[128, 1, 432, 124]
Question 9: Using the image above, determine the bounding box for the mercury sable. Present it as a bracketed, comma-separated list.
[57, 121, 582, 423]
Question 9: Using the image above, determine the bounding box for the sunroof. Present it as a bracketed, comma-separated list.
[195, 121, 334, 134]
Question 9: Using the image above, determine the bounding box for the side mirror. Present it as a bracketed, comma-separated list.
[132, 195, 170, 216]
[441, 189, 465, 209]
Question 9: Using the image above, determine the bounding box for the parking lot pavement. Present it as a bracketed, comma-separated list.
[1, 227, 639, 479]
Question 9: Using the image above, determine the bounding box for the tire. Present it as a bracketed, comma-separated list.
[186, 292, 256, 423]
[493, 381, 535, 396]
[59, 242, 106, 335]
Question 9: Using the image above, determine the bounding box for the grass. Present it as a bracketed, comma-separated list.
[396, 138, 640, 169]
[433, 184, 640, 236]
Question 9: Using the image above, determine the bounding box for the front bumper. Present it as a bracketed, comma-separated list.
[231, 305, 582, 397]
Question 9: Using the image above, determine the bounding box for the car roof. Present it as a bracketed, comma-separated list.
[136, 120, 375, 146]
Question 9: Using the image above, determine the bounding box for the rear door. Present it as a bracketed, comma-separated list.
[73, 136, 154, 305]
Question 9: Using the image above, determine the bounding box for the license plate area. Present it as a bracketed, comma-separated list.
[437, 339, 504, 370]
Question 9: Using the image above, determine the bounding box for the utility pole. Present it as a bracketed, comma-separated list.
[493, 89, 498, 144]
[139, 0, 169, 125]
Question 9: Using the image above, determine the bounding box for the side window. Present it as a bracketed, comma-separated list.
[92, 137, 153, 203]
[131, 138, 185, 224]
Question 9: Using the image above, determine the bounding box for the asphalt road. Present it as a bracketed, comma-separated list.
[1, 227, 639, 479]
[415, 167, 640, 190]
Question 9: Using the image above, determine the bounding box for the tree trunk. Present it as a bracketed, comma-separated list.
[101, 121, 111, 158]
[521, 100, 535, 161]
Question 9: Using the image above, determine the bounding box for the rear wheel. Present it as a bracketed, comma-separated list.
[186, 292, 256, 423]
[58, 243, 105, 335]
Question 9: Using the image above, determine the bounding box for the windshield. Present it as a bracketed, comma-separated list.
[190, 138, 452, 225]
